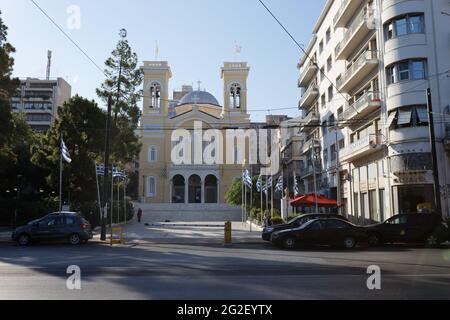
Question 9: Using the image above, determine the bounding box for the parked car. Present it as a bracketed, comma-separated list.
[12, 213, 93, 246]
[262, 213, 348, 241]
[365, 213, 447, 246]
[271, 218, 367, 250]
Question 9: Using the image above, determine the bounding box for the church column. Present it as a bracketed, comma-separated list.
[169, 178, 173, 204]
[217, 179, 220, 204]
[201, 178, 205, 204]
[185, 176, 189, 204]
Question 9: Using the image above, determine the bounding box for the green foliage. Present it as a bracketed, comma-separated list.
[0, 197, 59, 227]
[225, 176, 263, 209]
[272, 217, 284, 225]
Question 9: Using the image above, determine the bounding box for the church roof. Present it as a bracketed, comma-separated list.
[177, 90, 221, 107]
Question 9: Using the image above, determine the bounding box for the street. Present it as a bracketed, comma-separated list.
[0, 240, 449, 300]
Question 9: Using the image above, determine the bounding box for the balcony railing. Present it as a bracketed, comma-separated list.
[299, 83, 319, 109]
[340, 134, 383, 162]
[334, 8, 375, 59]
[302, 138, 320, 155]
[336, 51, 378, 90]
[338, 91, 381, 122]
[301, 111, 320, 132]
[333, 0, 361, 27]
[298, 60, 318, 88]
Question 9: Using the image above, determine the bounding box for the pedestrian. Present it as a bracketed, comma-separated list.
[137, 208, 143, 223]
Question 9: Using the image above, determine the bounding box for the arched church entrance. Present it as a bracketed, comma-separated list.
[205, 175, 218, 204]
[172, 175, 185, 204]
[188, 175, 202, 204]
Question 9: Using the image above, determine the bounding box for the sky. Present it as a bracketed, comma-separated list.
[1, 0, 326, 122]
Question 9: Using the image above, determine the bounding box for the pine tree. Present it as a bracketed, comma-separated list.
[96, 29, 143, 127]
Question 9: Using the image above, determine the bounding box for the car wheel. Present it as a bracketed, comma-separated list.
[68, 233, 81, 245]
[425, 234, 441, 248]
[17, 234, 31, 246]
[368, 234, 381, 247]
[343, 237, 356, 249]
[283, 237, 296, 250]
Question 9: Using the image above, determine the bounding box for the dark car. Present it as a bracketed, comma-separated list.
[271, 218, 367, 250]
[365, 213, 447, 246]
[262, 213, 349, 241]
[12, 213, 93, 246]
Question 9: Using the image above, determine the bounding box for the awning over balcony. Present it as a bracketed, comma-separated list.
[291, 194, 338, 207]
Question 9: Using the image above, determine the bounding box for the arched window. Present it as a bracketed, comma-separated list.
[149, 82, 161, 109]
[148, 146, 157, 163]
[147, 177, 156, 197]
[229, 83, 241, 109]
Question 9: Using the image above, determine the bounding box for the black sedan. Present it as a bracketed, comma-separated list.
[262, 213, 348, 241]
[365, 213, 448, 246]
[271, 218, 367, 250]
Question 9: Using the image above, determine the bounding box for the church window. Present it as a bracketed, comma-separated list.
[229, 83, 242, 109]
[147, 177, 156, 197]
[148, 146, 157, 163]
[149, 82, 161, 109]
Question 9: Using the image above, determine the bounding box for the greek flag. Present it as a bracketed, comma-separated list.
[95, 164, 105, 176]
[256, 175, 263, 193]
[61, 139, 72, 164]
[113, 167, 127, 180]
[294, 174, 300, 196]
[264, 176, 273, 195]
[243, 169, 253, 188]
[275, 176, 284, 193]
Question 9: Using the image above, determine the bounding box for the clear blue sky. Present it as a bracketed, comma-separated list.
[2, 0, 325, 122]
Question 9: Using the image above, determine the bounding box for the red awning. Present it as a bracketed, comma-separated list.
[291, 194, 338, 207]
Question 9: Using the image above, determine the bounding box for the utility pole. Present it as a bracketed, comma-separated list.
[335, 124, 342, 216]
[101, 96, 113, 241]
[426, 88, 442, 216]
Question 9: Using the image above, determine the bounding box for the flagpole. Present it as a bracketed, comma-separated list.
[117, 179, 120, 224]
[249, 166, 253, 232]
[59, 136, 63, 213]
[123, 178, 127, 226]
[110, 165, 114, 245]
[241, 169, 244, 224]
[260, 175, 263, 226]
[95, 163, 102, 224]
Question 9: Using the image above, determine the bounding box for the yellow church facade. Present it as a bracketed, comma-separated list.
[138, 61, 251, 205]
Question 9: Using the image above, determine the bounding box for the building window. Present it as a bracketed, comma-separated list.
[384, 14, 424, 40]
[148, 146, 157, 163]
[321, 94, 326, 108]
[323, 148, 328, 167]
[328, 86, 334, 102]
[319, 40, 324, 54]
[229, 83, 242, 109]
[338, 139, 345, 150]
[326, 28, 331, 43]
[149, 82, 161, 109]
[386, 59, 427, 85]
[327, 56, 332, 72]
[330, 144, 336, 161]
[147, 177, 156, 197]
[387, 105, 429, 128]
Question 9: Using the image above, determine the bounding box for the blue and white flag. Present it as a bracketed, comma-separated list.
[243, 169, 253, 188]
[264, 176, 273, 195]
[256, 174, 263, 193]
[61, 139, 72, 164]
[294, 174, 300, 197]
[275, 175, 284, 193]
[113, 166, 127, 180]
[95, 164, 105, 176]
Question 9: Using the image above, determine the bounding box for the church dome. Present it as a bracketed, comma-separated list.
[177, 90, 221, 107]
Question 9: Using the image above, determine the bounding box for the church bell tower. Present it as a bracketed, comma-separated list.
[221, 62, 250, 120]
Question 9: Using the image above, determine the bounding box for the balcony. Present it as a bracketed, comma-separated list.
[334, 8, 376, 61]
[300, 165, 322, 179]
[299, 83, 319, 109]
[298, 60, 318, 88]
[333, 0, 361, 28]
[340, 134, 384, 162]
[338, 91, 381, 123]
[300, 111, 320, 132]
[302, 138, 320, 155]
[336, 51, 379, 92]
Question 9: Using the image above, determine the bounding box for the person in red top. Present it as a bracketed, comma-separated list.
[137, 208, 143, 223]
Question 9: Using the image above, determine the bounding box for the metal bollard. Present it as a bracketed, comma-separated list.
[224, 221, 232, 245]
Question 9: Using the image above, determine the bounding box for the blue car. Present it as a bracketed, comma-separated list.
[12, 212, 93, 246]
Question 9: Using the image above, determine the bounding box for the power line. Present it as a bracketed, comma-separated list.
[30, 0, 106, 77]
[257, 0, 351, 106]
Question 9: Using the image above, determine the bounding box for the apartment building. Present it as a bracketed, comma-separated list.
[297, 0, 450, 222]
[11, 78, 72, 131]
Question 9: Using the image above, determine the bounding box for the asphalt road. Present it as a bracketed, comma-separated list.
[0, 241, 449, 300]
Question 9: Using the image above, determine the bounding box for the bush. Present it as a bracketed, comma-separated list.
[272, 217, 284, 225]
[0, 197, 59, 227]
[71, 200, 134, 229]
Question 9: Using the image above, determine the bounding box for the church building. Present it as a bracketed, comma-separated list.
[138, 61, 251, 207]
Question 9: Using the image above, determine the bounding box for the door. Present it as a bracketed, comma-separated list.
[383, 215, 409, 243]
[324, 220, 351, 245]
[31, 217, 59, 240]
[301, 220, 325, 245]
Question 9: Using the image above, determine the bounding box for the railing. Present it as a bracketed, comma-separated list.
[336, 51, 378, 88]
[333, 0, 351, 25]
[302, 111, 319, 124]
[300, 83, 319, 106]
[299, 60, 318, 83]
[339, 91, 381, 121]
[335, 8, 374, 57]
[302, 138, 320, 154]
[340, 134, 381, 159]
